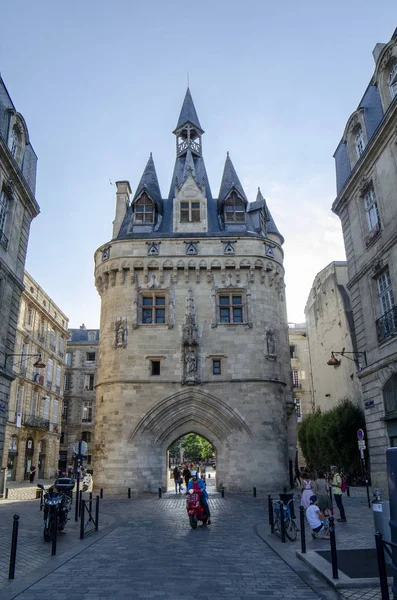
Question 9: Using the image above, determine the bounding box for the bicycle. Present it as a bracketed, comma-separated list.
[272, 499, 299, 541]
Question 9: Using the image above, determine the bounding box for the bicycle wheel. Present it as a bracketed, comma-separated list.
[285, 518, 299, 541]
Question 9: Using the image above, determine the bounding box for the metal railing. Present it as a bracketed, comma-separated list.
[375, 532, 393, 599]
[22, 415, 50, 430]
[376, 306, 397, 342]
[0, 231, 9, 250]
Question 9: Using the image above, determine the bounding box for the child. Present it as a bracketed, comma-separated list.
[306, 495, 330, 539]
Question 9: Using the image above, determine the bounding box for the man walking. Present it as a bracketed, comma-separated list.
[173, 465, 182, 494]
[182, 465, 191, 489]
[331, 465, 346, 522]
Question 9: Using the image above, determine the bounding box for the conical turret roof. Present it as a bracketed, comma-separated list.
[218, 153, 248, 206]
[174, 88, 203, 133]
[133, 153, 163, 213]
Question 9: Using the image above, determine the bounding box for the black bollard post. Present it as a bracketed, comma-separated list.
[75, 477, 80, 522]
[80, 499, 85, 540]
[366, 479, 371, 508]
[221, 487, 225, 498]
[280, 502, 286, 543]
[268, 495, 272, 525]
[253, 487, 257, 498]
[40, 489, 43, 511]
[329, 516, 338, 579]
[100, 488, 103, 499]
[158, 487, 162, 498]
[51, 507, 58, 556]
[375, 532, 390, 600]
[300, 506, 306, 554]
[347, 485, 350, 497]
[95, 496, 99, 531]
[6, 487, 9, 499]
[89, 492, 93, 522]
[8, 514, 19, 579]
[78, 490, 83, 518]
[128, 488, 131, 499]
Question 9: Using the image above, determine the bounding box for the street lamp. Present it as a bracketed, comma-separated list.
[3, 353, 46, 371]
[327, 348, 367, 369]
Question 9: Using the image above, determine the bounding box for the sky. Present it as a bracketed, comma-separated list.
[0, 1, 395, 328]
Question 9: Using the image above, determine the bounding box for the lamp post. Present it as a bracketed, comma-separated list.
[327, 349, 367, 369]
[3, 354, 46, 372]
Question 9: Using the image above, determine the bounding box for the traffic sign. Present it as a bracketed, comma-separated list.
[74, 441, 88, 455]
[357, 429, 365, 440]
[358, 440, 366, 449]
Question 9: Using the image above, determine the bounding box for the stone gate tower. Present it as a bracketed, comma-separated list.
[93, 90, 296, 493]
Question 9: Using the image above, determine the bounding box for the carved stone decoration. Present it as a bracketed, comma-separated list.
[168, 285, 175, 329]
[265, 327, 277, 360]
[265, 245, 275, 258]
[115, 317, 128, 348]
[147, 242, 160, 255]
[182, 289, 200, 383]
[185, 242, 198, 255]
[222, 241, 236, 254]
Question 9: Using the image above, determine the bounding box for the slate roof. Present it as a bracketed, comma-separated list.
[218, 153, 248, 211]
[132, 154, 163, 214]
[68, 329, 100, 343]
[174, 88, 203, 133]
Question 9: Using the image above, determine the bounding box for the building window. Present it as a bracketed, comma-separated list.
[58, 338, 64, 356]
[30, 392, 38, 417]
[88, 331, 96, 342]
[86, 352, 96, 363]
[46, 359, 53, 385]
[135, 193, 154, 224]
[151, 360, 160, 376]
[87, 455, 92, 465]
[364, 186, 381, 240]
[295, 398, 301, 418]
[141, 294, 166, 324]
[60, 432, 65, 444]
[290, 345, 296, 359]
[64, 373, 71, 390]
[81, 431, 92, 443]
[218, 293, 243, 323]
[180, 201, 200, 223]
[355, 126, 366, 159]
[8, 125, 21, 159]
[66, 352, 72, 366]
[43, 396, 50, 421]
[24, 305, 33, 326]
[0, 188, 10, 248]
[84, 374, 95, 391]
[375, 269, 397, 341]
[292, 370, 300, 388]
[212, 360, 221, 375]
[62, 401, 68, 419]
[383, 374, 397, 416]
[224, 192, 245, 223]
[49, 330, 56, 351]
[82, 401, 93, 423]
[53, 399, 59, 425]
[389, 61, 397, 99]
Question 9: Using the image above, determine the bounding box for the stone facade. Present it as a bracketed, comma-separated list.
[305, 262, 362, 412]
[93, 90, 296, 494]
[0, 76, 39, 475]
[2, 271, 69, 481]
[288, 323, 314, 467]
[332, 29, 397, 490]
[60, 325, 99, 473]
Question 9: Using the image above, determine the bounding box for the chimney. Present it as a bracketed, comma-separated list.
[113, 181, 131, 239]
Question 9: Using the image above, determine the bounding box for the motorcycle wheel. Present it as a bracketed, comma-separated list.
[189, 514, 198, 529]
[43, 517, 53, 542]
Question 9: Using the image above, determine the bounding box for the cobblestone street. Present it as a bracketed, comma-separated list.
[1, 493, 324, 600]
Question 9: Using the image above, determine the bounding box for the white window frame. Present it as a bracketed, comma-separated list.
[84, 373, 95, 391]
[66, 352, 72, 366]
[134, 193, 155, 224]
[355, 127, 366, 159]
[82, 401, 93, 423]
[46, 358, 53, 383]
[0, 189, 9, 236]
[30, 391, 38, 417]
[295, 398, 301, 418]
[52, 399, 59, 425]
[64, 373, 71, 391]
[43, 396, 50, 421]
[49, 330, 56, 350]
[8, 125, 21, 159]
[292, 370, 300, 388]
[364, 186, 381, 232]
[377, 269, 395, 316]
[55, 365, 61, 392]
[180, 200, 201, 223]
[88, 331, 96, 342]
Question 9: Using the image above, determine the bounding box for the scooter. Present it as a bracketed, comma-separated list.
[186, 485, 209, 529]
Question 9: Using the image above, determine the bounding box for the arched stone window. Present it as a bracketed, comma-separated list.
[383, 373, 397, 416]
[389, 60, 397, 99]
[354, 126, 366, 160]
[134, 193, 154, 224]
[8, 124, 21, 159]
[224, 192, 245, 223]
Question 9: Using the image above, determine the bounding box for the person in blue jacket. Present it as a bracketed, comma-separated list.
[188, 471, 211, 523]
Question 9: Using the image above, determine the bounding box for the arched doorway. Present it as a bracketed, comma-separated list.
[24, 437, 34, 480]
[167, 432, 216, 492]
[38, 440, 46, 479]
[7, 435, 18, 481]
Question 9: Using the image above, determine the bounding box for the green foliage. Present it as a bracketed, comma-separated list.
[298, 399, 366, 473]
[169, 433, 215, 462]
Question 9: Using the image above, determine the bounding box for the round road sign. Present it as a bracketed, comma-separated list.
[357, 429, 365, 440]
[74, 440, 88, 455]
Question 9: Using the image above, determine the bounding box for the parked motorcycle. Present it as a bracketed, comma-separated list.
[38, 477, 74, 542]
[186, 486, 209, 529]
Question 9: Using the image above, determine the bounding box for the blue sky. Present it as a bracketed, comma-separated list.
[1, 1, 395, 327]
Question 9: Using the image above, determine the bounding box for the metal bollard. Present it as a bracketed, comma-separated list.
[158, 487, 162, 498]
[95, 496, 99, 531]
[366, 480, 371, 508]
[253, 487, 257, 498]
[346, 485, 350, 497]
[40, 489, 43, 511]
[300, 506, 306, 554]
[329, 516, 338, 579]
[78, 490, 83, 518]
[268, 496, 274, 533]
[75, 478, 80, 522]
[280, 502, 286, 543]
[221, 487, 225, 498]
[51, 507, 58, 556]
[128, 488, 131, 499]
[6, 487, 9, 499]
[80, 500, 85, 540]
[89, 492, 93, 522]
[100, 488, 103, 499]
[375, 532, 390, 600]
[8, 514, 19, 579]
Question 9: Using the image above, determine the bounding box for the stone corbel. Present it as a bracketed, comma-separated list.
[195, 266, 200, 284]
[144, 266, 148, 284]
[168, 285, 175, 329]
[172, 266, 178, 284]
[159, 267, 164, 284]
[221, 268, 226, 284]
[184, 267, 189, 284]
[235, 268, 240, 283]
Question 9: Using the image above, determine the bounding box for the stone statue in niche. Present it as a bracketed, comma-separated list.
[115, 317, 128, 348]
[185, 346, 197, 377]
[266, 327, 276, 359]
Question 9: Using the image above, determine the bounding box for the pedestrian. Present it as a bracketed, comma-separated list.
[182, 465, 191, 489]
[301, 472, 314, 509]
[173, 465, 182, 494]
[294, 467, 301, 487]
[331, 465, 347, 522]
[67, 465, 74, 478]
[306, 495, 330, 539]
[314, 470, 332, 516]
[29, 465, 37, 483]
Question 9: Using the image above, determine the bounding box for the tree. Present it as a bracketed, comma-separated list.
[169, 433, 215, 462]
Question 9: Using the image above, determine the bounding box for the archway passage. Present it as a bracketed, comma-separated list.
[167, 432, 216, 492]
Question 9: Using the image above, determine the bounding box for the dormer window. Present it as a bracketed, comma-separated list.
[224, 192, 245, 223]
[134, 193, 154, 224]
[389, 61, 397, 99]
[355, 126, 366, 159]
[8, 125, 21, 159]
[181, 201, 200, 223]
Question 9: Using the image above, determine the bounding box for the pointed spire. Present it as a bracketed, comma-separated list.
[133, 154, 163, 212]
[182, 148, 197, 182]
[174, 88, 204, 133]
[218, 153, 248, 205]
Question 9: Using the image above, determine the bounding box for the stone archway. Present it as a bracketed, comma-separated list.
[167, 431, 217, 492]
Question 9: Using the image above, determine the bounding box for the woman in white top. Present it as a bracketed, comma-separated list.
[301, 472, 313, 509]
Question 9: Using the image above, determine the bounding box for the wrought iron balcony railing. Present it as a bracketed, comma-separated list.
[376, 305, 397, 343]
[0, 231, 9, 250]
[22, 415, 50, 430]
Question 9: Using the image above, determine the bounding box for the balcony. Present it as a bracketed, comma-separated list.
[58, 350, 64, 359]
[46, 380, 52, 390]
[0, 231, 9, 250]
[55, 385, 61, 395]
[376, 306, 397, 343]
[22, 415, 50, 431]
[37, 334, 45, 343]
